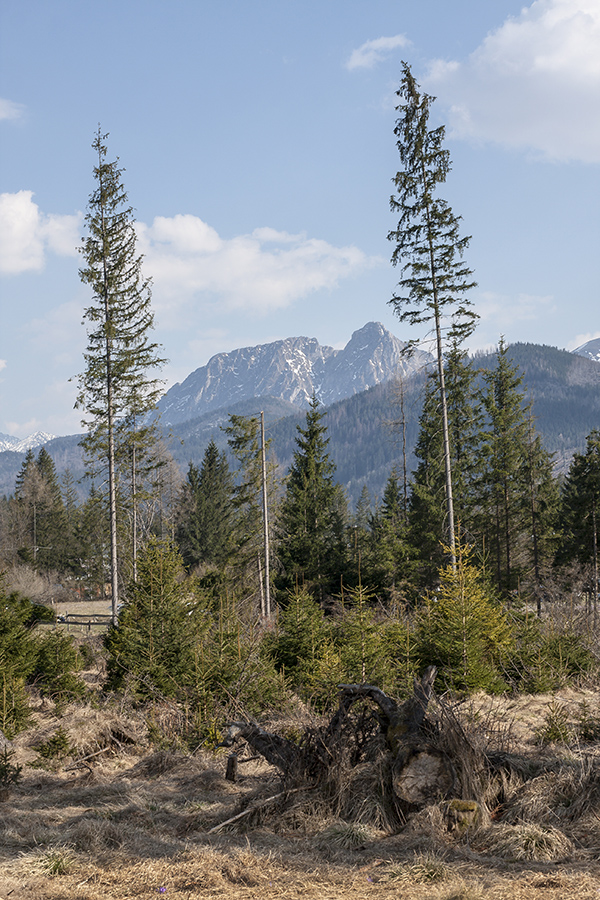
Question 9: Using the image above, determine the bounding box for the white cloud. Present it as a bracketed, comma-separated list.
[137, 214, 376, 318]
[468, 291, 557, 350]
[425, 0, 600, 162]
[0, 191, 82, 274]
[568, 330, 600, 350]
[0, 98, 25, 121]
[346, 35, 409, 71]
[0, 360, 6, 372]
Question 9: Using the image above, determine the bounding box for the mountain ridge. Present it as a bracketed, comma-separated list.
[157, 321, 431, 425]
[1, 338, 599, 505]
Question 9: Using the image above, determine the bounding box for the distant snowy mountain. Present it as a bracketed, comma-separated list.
[573, 337, 600, 363]
[0, 431, 56, 454]
[157, 322, 431, 426]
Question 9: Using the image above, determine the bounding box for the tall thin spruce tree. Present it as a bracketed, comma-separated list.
[76, 129, 166, 621]
[277, 397, 348, 602]
[388, 62, 478, 567]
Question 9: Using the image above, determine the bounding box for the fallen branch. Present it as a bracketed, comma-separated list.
[207, 786, 311, 834]
[64, 746, 111, 771]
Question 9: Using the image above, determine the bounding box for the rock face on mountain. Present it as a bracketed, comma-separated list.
[0, 431, 56, 453]
[573, 337, 600, 363]
[158, 322, 430, 426]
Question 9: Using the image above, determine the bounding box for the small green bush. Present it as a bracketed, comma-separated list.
[575, 700, 600, 742]
[32, 631, 86, 701]
[535, 701, 573, 745]
[0, 747, 22, 789]
[33, 726, 73, 761]
[0, 671, 33, 738]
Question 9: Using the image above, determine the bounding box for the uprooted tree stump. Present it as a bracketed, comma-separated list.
[219, 666, 486, 825]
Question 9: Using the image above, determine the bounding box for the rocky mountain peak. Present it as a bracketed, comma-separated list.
[157, 322, 430, 426]
[573, 337, 600, 363]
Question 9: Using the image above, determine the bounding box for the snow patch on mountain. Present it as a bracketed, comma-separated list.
[0, 431, 57, 453]
[157, 322, 432, 426]
[573, 337, 600, 363]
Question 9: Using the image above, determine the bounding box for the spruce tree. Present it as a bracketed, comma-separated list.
[175, 440, 235, 570]
[408, 343, 482, 586]
[522, 414, 560, 614]
[414, 540, 513, 693]
[223, 413, 276, 614]
[104, 538, 197, 698]
[364, 469, 413, 600]
[277, 397, 348, 601]
[557, 429, 600, 619]
[388, 62, 478, 566]
[13, 448, 68, 571]
[476, 339, 543, 596]
[75, 129, 166, 619]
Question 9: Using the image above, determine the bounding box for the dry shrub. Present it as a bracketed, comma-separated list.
[403, 803, 449, 847]
[440, 882, 486, 900]
[331, 752, 400, 831]
[499, 754, 595, 828]
[67, 815, 125, 852]
[477, 822, 574, 861]
[127, 748, 186, 778]
[386, 850, 453, 883]
[315, 819, 379, 851]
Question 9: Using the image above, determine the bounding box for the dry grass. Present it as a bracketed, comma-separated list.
[3, 683, 600, 898]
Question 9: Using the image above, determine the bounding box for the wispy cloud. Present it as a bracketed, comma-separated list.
[345, 34, 409, 71]
[136, 214, 377, 319]
[425, 0, 600, 163]
[0, 191, 82, 274]
[468, 291, 558, 350]
[568, 331, 600, 350]
[0, 98, 25, 121]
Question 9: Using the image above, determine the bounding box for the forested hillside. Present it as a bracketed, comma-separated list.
[1, 342, 598, 504]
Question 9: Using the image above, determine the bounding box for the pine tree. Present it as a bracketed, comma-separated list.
[408, 343, 482, 586]
[175, 441, 235, 570]
[388, 62, 478, 565]
[476, 339, 542, 596]
[414, 540, 513, 693]
[223, 413, 276, 615]
[75, 129, 166, 619]
[277, 397, 348, 601]
[557, 429, 600, 619]
[104, 538, 197, 698]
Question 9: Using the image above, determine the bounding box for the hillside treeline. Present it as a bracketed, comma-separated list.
[0, 341, 599, 741]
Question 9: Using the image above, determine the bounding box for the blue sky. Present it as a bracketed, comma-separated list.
[1, 0, 599, 438]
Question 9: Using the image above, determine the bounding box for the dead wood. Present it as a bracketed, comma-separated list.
[207, 786, 312, 833]
[220, 666, 459, 815]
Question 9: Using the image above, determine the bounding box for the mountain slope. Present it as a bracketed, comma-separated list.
[157, 321, 431, 426]
[573, 337, 600, 363]
[2, 340, 599, 504]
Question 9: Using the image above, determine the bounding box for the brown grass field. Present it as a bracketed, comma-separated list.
[2, 627, 600, 899]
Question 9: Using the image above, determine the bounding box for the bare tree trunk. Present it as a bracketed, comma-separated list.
[593, 497, 598, 629]
[422, 162, 455, 568]
[100, 174, 119, 624]
[260, 411, 271, 620]
[131, 442, 137, 583]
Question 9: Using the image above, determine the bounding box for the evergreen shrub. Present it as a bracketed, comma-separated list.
[32, 631, 86, 701]
[414, 542, 513, 693]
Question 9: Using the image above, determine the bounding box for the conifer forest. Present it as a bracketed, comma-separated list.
[1, 65, 600, 900]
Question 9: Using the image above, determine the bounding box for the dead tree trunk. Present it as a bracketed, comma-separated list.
[220, 666, 455, 807]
